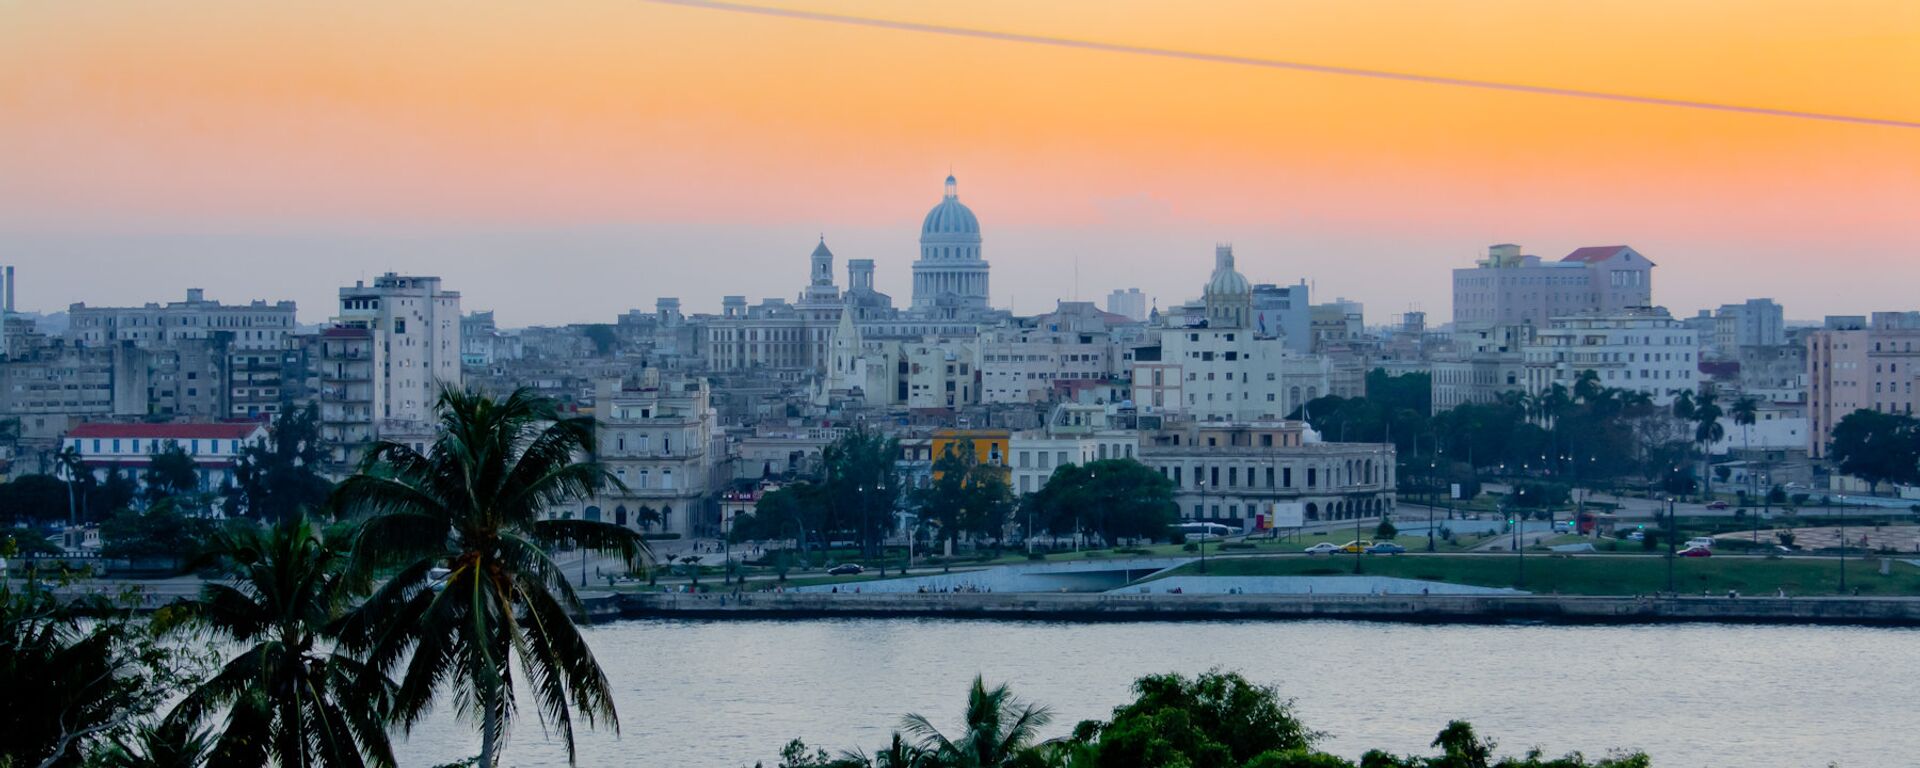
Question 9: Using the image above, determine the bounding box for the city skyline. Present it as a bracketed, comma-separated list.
[4, 0, 1917, 324]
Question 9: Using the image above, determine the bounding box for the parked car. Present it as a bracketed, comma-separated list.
[1678, 546, 1712, 558]
[1339, 540, 1374, 554]
[1365, 542, 1408, 555]
[1303, 542, 1341, 555]
[1626, 531, 1646, 542]
[1706, 501, 1729, 510]
[827, 563, 865, 576]
[1685, 537, 1716, 549]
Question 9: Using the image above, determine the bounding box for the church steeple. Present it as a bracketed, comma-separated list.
[810, 237, 834, 287]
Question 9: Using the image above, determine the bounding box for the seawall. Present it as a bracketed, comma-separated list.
[605, 592, 1920, 627]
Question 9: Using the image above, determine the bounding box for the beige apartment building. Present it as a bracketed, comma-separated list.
[1806, 312, 1920, 458]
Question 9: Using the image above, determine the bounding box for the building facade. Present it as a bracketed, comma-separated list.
[593, 372, 722, 535]
[1522, 309, 1699, 405]
[63, 421, 269, 492]
[1106, 288, 1148, 322]
[1452, 244, 1655, 328]
[1805, 312, 1920, 458]
[1131, 246, 1339, 421]
[1713, 298, 1786, 352]
[67, 289, 296, 352]
[979, 302, 1138, 405]
[1137, 420, 1396, 528]
[333, 273, 462, 428]
[1429, 323, 1532, 414]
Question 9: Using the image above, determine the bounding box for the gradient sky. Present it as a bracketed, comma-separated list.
[2, 0, 1916, 326]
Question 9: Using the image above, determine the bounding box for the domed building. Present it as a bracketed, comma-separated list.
[911, 175, 990, 314]
[1203, 243, 1252, 329]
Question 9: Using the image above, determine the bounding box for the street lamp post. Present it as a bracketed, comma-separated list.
[1426, 460, 1437, 553]
[857, 484, 869, 565]
[1195, 481, 1208, 574]
[1665, 497, 1677, 594]
[1507, 502, 1523, 588]
[1837, 494, 1848, 594]
[1026, 490, 1035, 555]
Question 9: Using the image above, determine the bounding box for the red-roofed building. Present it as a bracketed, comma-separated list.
[62, 421, 268, 491]
[1452, 243, 1655, 329]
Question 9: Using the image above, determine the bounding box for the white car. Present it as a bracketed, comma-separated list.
[1303, 543, 1341, 555]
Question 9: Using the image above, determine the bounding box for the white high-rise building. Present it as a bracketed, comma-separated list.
[1522, 308, 1698, 405]
[1106, 288, 1148, 322]
[334, 273, 462, 427]
[1713, 298, 1786, 352]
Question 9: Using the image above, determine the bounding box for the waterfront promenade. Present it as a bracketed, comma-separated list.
[608, 590, 1920, 626]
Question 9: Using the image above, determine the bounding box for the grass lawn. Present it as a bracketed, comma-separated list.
[1160, 553, 1920, 596]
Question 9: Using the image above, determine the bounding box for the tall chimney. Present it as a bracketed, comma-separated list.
[5, 265, 14, 313]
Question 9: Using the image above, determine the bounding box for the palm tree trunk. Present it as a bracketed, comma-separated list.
[478, 679, 503, 768]
[481, 693, 502, 768]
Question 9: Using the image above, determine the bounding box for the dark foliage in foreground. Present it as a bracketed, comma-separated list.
[758, 671, 1650, 768]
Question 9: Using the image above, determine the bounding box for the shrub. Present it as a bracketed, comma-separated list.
[1026, 552, 1048, 561]
[1182, 543, 1199, 553]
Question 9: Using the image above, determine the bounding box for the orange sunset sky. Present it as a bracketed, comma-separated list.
[1, 0, 1915, 325]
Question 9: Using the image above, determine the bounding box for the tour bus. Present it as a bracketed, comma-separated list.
[1169, 522, 1236, 540]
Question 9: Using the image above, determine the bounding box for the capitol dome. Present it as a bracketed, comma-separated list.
[921, 175, 980, 237]
[911, 174, 989, 313]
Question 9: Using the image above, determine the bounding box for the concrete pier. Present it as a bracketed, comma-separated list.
[612, 592, 1920, 626]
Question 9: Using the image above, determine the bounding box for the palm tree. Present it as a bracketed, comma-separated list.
[1692, 389, 1726, 499]
[164, 513, 397, 767]
[839, 732, 926, 768]
[54, 444, 87, 529]
[902, 675, 1054, 768]
[97, 719, 215, 768]
[331, 387, 649, 767]
[1732, 396, 1760, 498]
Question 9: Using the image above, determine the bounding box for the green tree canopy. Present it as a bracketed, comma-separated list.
[144, 444, 201, 501]
[914, 440, 1014, 548]
[229, 402, 333, 522]
[0, 473, 72, 527]
[820, 428, 902, 557]
[100, 501, 216, 561]
[1829, 409, 1920, 494]
[1028, 458, 1178, 543]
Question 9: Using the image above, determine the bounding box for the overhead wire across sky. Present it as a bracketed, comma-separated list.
[646, 0, 1920, 131]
